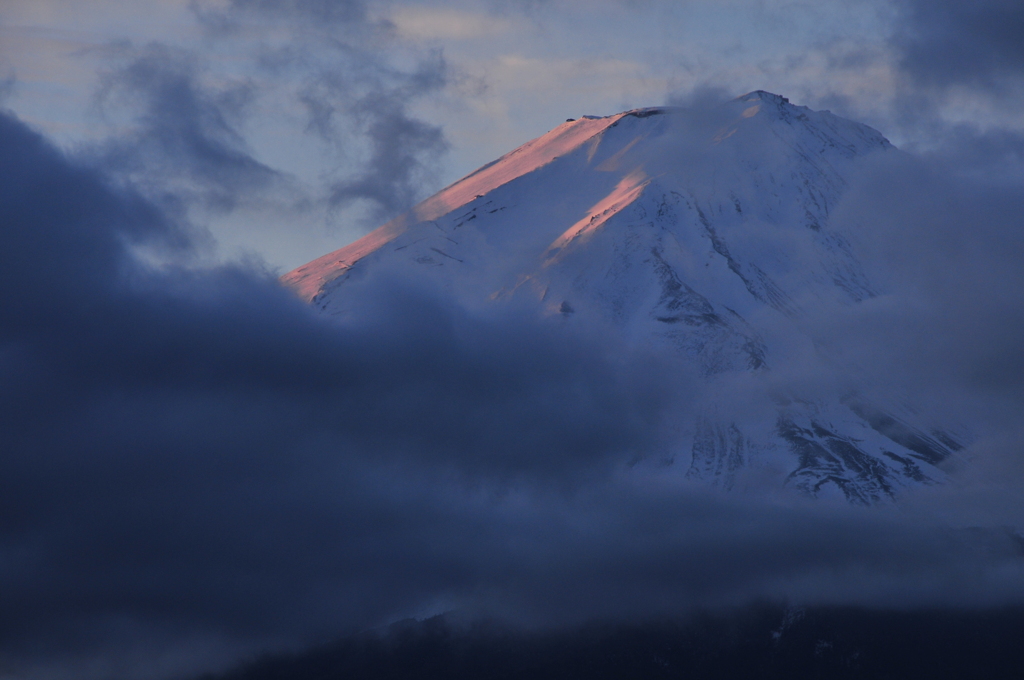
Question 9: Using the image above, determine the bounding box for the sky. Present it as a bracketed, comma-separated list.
[2, 0, 1022, 272]
[2, 1, 1024, 679]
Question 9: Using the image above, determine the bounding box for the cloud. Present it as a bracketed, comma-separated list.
[3, 97, 1024, 680]
[892, 0, 1024, 90]
[225, 0, 368, 24]
[189, 0, 452, 228]
[819, 129, 1024, 405]
[788, 123, 1024, 535]
[665, 82, 733, 109]
[92, 42, 283, 214]
[4, 8, 1024, 676]
[0, 72, 14, 105]
[0, 108, 670, 677]
[390, 6, 518, 40]
[318, 50, 450, 222]
[191, 0, 369, 29]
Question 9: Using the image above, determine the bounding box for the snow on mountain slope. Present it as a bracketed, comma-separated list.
[283, 91, 962, 504]
[282, 112, 625, 302]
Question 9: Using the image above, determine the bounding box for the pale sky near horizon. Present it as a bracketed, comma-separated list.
[4, 0, 1020, 271]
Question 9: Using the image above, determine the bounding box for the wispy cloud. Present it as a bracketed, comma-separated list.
[191, 0, 452, 227]
[93, 41, 283, 212]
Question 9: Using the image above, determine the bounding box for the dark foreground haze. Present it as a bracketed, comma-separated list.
[205, 606, 1024, 680]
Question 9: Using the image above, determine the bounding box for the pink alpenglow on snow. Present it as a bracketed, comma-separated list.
[281, 113, 626, 302]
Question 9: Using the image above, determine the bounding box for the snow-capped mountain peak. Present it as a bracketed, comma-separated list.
[283, 92, 960, 504]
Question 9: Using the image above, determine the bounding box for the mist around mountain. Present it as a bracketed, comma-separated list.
[2, 90, 1024, 680]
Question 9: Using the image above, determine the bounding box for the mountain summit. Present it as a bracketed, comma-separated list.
[284, 91, 961, 503]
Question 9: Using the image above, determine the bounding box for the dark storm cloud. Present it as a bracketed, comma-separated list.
[892, 0, 1024, 90]
[93, 42, 282, 213]
[3, 103, 1024, 680]
[0, 108, 667, 677]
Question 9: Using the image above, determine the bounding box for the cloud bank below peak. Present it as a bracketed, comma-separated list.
[3, 82, 1024, 678]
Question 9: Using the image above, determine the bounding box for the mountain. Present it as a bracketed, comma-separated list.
[207, 606, 1024, 680]
[283, 91, 962, 504]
